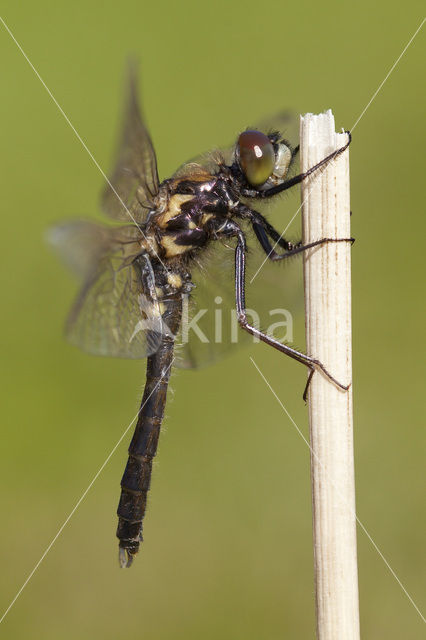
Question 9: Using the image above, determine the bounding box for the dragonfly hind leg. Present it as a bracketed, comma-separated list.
[223, 220, 350, 400]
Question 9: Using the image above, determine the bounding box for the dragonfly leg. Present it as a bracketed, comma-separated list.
[257, 132, 351, 198]
[225, 221, 350, 400]
[236, 204, 353, 261]
[252, 221, 354, 261]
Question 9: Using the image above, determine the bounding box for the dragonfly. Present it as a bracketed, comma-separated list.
[50, 66, 351, 568]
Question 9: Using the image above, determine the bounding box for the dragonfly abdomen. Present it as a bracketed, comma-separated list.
[116, 293, 182, 568]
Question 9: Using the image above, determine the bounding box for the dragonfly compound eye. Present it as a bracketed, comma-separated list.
[237, 130, 275, 187]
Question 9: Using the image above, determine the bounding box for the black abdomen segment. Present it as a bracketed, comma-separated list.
[117, 294, 182, 567]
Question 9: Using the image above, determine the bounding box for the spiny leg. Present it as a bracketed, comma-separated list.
[252, 220, 354, 261]
[257, 132, 351, 198]
[236, 205, 353, 261]
[219, 220, 350, 400]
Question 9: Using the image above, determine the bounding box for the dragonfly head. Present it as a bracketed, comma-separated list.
[233, 129, 295, 194]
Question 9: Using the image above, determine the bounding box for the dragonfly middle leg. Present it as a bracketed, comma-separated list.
[252, 219, 354, 261]
[237, 205, 353, 261]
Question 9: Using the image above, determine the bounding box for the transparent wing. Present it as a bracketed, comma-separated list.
[171, 149, 231, 182]
[176, 224, 304, 369]
[48, 220, 162, 359]
[171, 111, 300, 185]
[47, 220, 142, 278]
[66, 257, 162, 358]
[101, 63, 159, 223]
[255, 111, 299, 144]
[175, 240, 238, 368]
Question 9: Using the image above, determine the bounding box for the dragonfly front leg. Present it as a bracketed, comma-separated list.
[256, 132, 351, 198]
[221, 220, 350, 400]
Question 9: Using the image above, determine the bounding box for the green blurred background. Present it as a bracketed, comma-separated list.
[0, 1, 424, 638]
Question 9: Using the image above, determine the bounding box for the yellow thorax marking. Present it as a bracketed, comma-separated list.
[158, 194, 193, 227]
[167, 273, 183, 288]
[161, 235, 195, 258]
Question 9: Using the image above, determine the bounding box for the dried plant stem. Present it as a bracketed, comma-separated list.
[300, 111, 360, 640]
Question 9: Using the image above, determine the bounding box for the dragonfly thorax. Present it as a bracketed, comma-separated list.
[150, 176, 233, 260]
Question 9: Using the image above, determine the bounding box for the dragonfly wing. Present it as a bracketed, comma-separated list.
[47, 220, 142, 278]
[172, 110, 299, 175]
[49, 220, 162, 358]
[175, 240, 239, 368]
[66, 258, 162, 359]
[101, 64, 159, 223]
[171, 148, 232, 183]
[176, 227, 303, 369]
